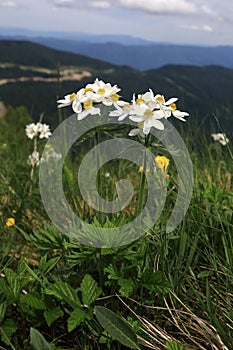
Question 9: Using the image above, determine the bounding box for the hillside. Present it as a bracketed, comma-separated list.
[0, 40, 233, 132]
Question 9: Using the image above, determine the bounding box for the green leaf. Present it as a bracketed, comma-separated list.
[166, 340, 185, 350]
[0, 302, 7, 323]
[45, 281, 81, 309]
[118, 278, 135, 297]
[95, 306, 139, 349]
[44, 307, 64, 326]
[141, 270, 171, 294]
[20, 293, 46, 310]
[67, 308, 88, 332]
[80, 274, 102, 306]
[30, 327, 51, 350]
[0, 319, 17, 345]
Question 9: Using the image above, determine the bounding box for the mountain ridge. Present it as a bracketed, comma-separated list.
[1, 28, 233, 70]
[0, 40, 232, 132]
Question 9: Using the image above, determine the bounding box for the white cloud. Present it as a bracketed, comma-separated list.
[179, 24, 214, 32]
[118, 0, 197, 15]
[1, 0, 17, 7]
[90, 1, 110, 9]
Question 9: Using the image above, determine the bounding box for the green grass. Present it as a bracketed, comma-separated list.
[0, 106, 232, 349]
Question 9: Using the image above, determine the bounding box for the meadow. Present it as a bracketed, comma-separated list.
[0, 81, 232, 350]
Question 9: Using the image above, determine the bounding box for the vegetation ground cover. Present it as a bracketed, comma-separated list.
[0, 70, 232, 349]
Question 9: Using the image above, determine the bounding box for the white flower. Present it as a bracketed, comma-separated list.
[211, 133, 229, 146]
[57, 89, 86, 114]
[129, 103, 164, 135]
[27, 151, 40, 167]
[26, 123, 37, 139]
[39, 124, 52, 139]
[84, 78, 121, 106]
[77, 100, 100, 120]
[35, 122, 43, 133]
[109, 101, 131, 121]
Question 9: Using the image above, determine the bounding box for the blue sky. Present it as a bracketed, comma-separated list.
[0, 0, 233, 45]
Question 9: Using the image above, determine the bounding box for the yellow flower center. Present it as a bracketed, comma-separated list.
[123, 103, 130, 109]
[136, 97, 144, 105]
[110, 93, 120, 101]
[170, 103, 177, 111]
[155, 155, 170, 171]
[97, 88, 106, 95]
[69, 93, 76, 101]
[137, 122, 144, 129]
[84, 101, 93, 109]
[144, 109, 153, 118]
[155, 95, 165, 104]
[84, 87, 94, 93]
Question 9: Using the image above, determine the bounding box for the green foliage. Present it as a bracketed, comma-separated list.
[166, 340, 185, 350]
[30, 328, 51, 350]
[95, 306, 139, 349]
[0, 104, 232, 349]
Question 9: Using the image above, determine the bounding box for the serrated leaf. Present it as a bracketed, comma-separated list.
[4, 268, 21, 298]
[141, 270, 171, 294]
[44, 307, 64, 326]
[0, 319, 17, 345]
[80, 274, 101, 306]
[118, 278, 135, 297]
[95, 306, 139, 349]
[67, 308, 88, 332]
[39, 256, 61, 275]
[30, 328, 51, 350]
[45, 281, 81, 309]
[20, 293, 46, 310]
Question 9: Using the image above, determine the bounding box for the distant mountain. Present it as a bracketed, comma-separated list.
[0, 27, 153, 45]
[0, 40, 232, 133]
[1, 28, 233, 71]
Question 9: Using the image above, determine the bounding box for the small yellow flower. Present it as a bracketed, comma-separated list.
[155, 155, 169, 171]
[138, 166, 150, 174]
[6, 218, 15, 227]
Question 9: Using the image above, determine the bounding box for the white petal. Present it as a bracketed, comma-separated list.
[128, 128, 142, 136]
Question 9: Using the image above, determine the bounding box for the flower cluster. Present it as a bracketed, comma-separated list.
[211, 133, 229, 146]
[57, 78, 120, 121]
[25, 121, 52, 178]
[57, 79, 189, 135]
[26, 122, 51, 139]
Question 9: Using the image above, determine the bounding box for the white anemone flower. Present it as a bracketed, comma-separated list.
[84, 78, 121, 106]
[77, 101, 101, 120]
[26, 123, 37, 139]
[109, 101, 132, 121]
[129, 103, 165, 135]
[57, 88, 86, 114]
[39, 124, 52, 139]
[211, 133, 229, 146]
[27, 151, 40, 167]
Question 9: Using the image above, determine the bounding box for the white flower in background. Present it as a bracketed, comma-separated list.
[77, 101, 101, 120]
[35, 122, 43, 133]
[211, 133, 229, 146]
[39, 124, 52, 139]
[27, 151, 40, 167]
[26, 123, 37, 139]
[26, 122, 52, 139]
[84, 78, 121, 106]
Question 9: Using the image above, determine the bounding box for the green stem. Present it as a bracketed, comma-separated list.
[137, 134, 150, 215]
[94, 129, 103, 224]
